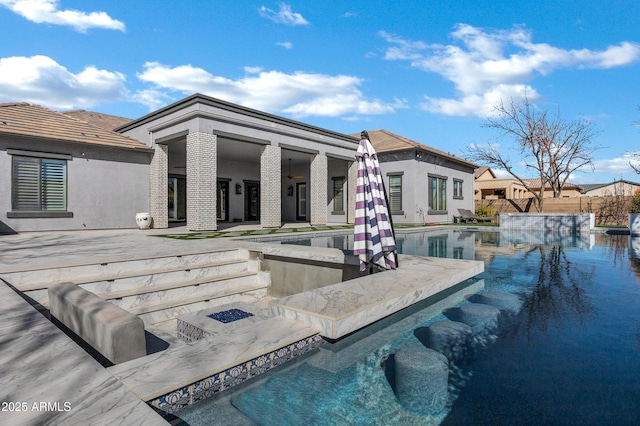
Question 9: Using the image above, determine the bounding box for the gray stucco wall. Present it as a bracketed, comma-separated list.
[379, 151, 475, 224]
[1, 137, 151, 233]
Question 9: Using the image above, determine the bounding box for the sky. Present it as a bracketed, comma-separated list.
[1, 0, 640, 184]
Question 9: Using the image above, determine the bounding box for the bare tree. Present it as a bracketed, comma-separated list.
[466, 97, 600, 212]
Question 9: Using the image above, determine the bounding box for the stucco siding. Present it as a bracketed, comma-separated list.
[1, 137, 150, 233]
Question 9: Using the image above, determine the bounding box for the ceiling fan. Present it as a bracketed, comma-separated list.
[284, 158, 304, 179]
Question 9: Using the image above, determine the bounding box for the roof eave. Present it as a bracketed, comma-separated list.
[115, 93, 358, 144]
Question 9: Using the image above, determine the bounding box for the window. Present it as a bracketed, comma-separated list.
[428, 175, 447, 212]
[9, 151, 71, 218]
[388, 174, 403, 213]
[453, 179, 463, 199]
[332, 177, 345, 214]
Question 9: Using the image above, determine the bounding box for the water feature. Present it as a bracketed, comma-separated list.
[174, 230, 640, 425]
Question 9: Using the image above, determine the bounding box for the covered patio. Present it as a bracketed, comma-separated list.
[117, 94, 360, 231]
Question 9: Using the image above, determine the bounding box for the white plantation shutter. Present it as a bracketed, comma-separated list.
[41, 159, 66, 210]
[333, 177, 344, 212]
[12, 156, 67, 211]
[12, 156, 41, 210]
[389, 175, 402, 212]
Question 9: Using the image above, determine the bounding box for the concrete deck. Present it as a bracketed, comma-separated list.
[0, 281, 167, 426]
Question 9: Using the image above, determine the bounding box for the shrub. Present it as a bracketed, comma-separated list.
[630, 189, 640, 213]
[475, 206, 495, 217]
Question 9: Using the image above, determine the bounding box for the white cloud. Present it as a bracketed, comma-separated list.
[0, 0, 125, 32]
[136, 62, 400, 117]
[593, 154, 640, 174]
[259, 3, 309, 26]
[130, 89, 172, 111]
[0, 55, 127, 109]
[277, 41, 293, 49]
[382, 24, 640, 117]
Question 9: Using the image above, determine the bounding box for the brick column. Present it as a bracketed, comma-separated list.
[347, 160, 358, 224]
[310, 153, 328, 225]
[149, 143, 168, 229]
[187, 132, 217, 231]
[260, 145, 281, 228]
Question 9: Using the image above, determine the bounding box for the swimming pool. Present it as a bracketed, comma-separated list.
[174, 230, 640, 425]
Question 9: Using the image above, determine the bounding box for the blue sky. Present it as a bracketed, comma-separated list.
[1, 0, 640, 184]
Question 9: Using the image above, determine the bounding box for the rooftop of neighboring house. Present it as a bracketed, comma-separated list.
[475, 166, 496, 179]
[579, 179, 640, 194]
[354, 129, 477, 168]
[0, 103, 150, 151]
[520, 178, 583, 191]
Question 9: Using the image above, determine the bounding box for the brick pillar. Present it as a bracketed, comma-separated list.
[260, 145, 281, 228]
[310, 153, 328, 226]
[149, 143, 168, 229]
[187, 132, 217, 231]
[347, 160, 358, 224]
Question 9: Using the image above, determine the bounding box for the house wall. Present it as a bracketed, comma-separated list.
[1, 136, 150, 233]
[583, 182, 640, 197]
[378, 151, 475, 224]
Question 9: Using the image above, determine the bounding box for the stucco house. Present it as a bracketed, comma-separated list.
[2, 95, 477, 233]
[521, 178, 583, 198]
[474, 166, 529, 200]
[361, 129, 477, 224]
[580, 179, 640, 197]
[0, 102, 152, 234]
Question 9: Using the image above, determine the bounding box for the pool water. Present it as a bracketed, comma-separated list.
[175, 231, 640, 425]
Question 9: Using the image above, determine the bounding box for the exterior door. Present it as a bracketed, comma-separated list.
[296, 182, 307, 220]
[217, 180, 229, 221]
[168, 177, 186, 221]
[245, 182, 260, 221]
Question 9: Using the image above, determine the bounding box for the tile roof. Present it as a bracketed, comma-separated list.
[580, 179, 640, 194]
[353, 129, 477, 168]
[0, 103, 150, 151]
[62, 109, 132, 131]
[474, 165, 495, 179]
[520, 178, 583, 191]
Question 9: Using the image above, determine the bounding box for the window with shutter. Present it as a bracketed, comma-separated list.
[332, 177, 345, 214]
[388, 175, 402, 213]
[12, 156, 67, 212]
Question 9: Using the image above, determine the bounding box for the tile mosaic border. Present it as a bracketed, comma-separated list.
[149, 334, 325, 414]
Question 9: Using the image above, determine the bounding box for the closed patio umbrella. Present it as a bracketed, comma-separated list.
[353, 130, 398, 271]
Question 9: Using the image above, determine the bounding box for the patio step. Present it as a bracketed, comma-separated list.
[1, 248, 253, 291]
[110, 271, 266, 314]
[0, 248, 271, 325]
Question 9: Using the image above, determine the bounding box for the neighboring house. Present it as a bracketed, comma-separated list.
[0, 103, 152, 233]
[474, 166, 529, 200]
[359, 129, 477, 224]
[521, 178, 583, 198]
[117, 94, 360, 231]
[580, 179, 640, 197]
[473, 167, 584, 199]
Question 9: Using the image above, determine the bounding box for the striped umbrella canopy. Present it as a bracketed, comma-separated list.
[353, 132, 397, 272]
